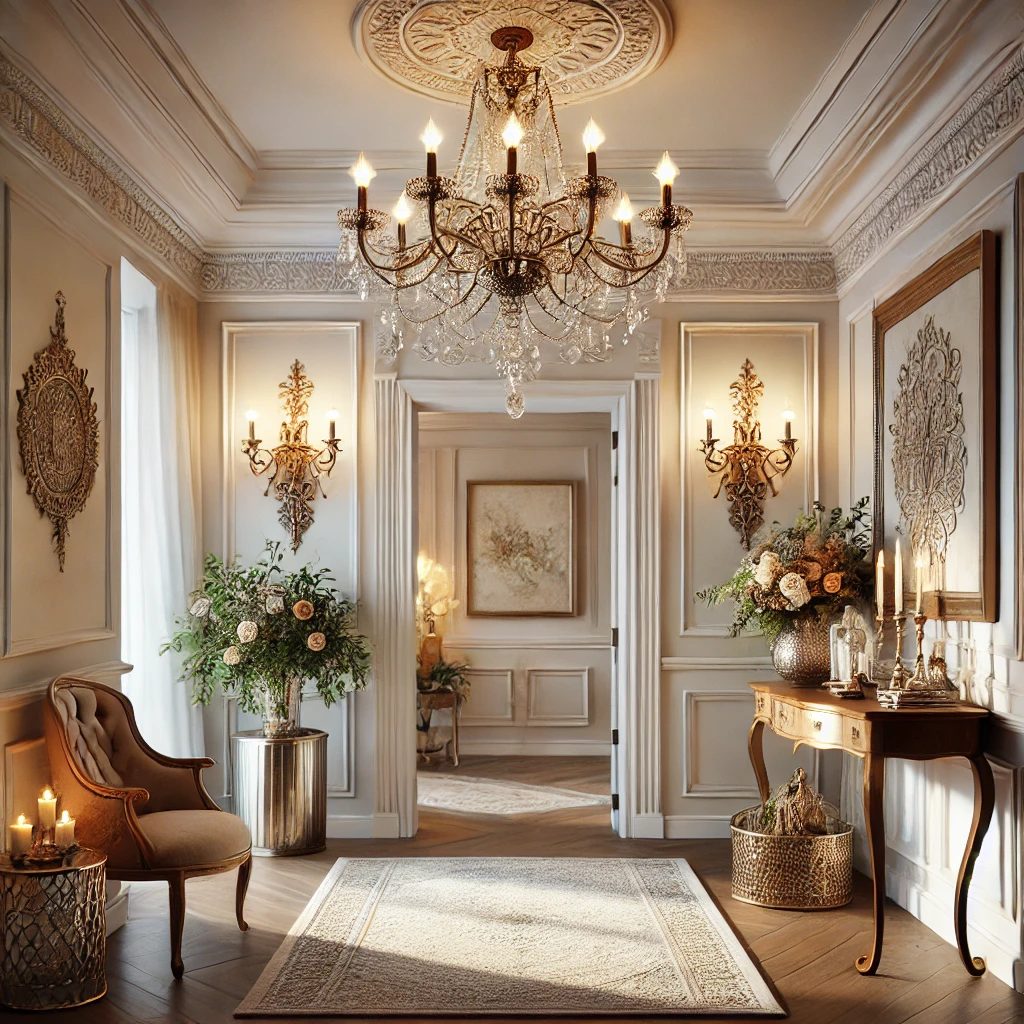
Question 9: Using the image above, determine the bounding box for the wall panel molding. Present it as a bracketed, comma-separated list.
[682, 690, 761, 799]
[526, 668, 590, 727]
[458, 669, 515, 726]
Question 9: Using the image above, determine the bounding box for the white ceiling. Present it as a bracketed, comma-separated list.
[147, 0, 875, 157]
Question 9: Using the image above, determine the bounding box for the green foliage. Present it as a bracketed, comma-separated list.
[161, 542, 371, 716]
[418, 658, 471, 697]
[697, 498, 873, 639]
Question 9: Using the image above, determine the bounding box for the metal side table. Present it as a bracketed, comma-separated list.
[232, 728, 327, 856]
[0, 848, 107, 1010]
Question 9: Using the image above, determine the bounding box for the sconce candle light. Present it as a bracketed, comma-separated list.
[242, 360, 342, 552]
[698, 359, 799, 549]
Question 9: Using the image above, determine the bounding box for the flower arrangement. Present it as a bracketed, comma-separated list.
[162, 542, 372, 727]
[698, 499, 872, 647]
[416, 555, 459, 641]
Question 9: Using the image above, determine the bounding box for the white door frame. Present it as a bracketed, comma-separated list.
[372, 375, 663, 839]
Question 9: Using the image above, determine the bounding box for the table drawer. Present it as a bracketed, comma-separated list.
[801, 709, 843, 747]
[843, 717, 868, 753]
[771, 701, 801, 739]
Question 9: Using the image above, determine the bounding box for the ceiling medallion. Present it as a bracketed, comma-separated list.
[16, 292, 100, 571]
[351, 0, 672, 105]
[337, 29, 692, 417]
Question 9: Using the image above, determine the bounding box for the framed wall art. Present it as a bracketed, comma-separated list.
[873, 230, 997, 621]
[466, 481, 576, 617]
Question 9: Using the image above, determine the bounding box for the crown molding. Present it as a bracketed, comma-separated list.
[832, 42, 1024, 289]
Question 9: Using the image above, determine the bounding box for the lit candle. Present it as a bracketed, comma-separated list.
[38, 788, 56, 831]
[583, 118, 604, 177]
[349, 152, 376, 212]
[55, 809, 75, 849]
[502, 114, 524, 176]
[654, 150, 679, 207]
[875, 550, 885, 620]
[9, 814, 32, 857]
[420, 118, 442, 179]
[703, 406, 714, 443]
[245, 409, 258, 443]
[393, 192, 412, 250]
[325, 409, 338, 442]
[915, 554, 925, 614]
[613, 193, 633, 247]
[894, 539, 903, 616]
[781, 408, 794, 441]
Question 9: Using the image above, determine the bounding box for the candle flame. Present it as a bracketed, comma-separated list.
[325, 409, 339, 421]
[392, 192, 412, 225]
[653, 151, 679, 186]
[16, 814, 26, 826]
[877, 550, 885, 568]
[420, 118, 442, 153]
[582, 118, 605, 152]
[349, 152, 376, 188]
[613, 193, 633, 222]
[61, 810, 70, 824]
[502, 113, 524, 150]
[781, 409, 795, 421]
[703, 407, 715, 420]
[245, 409, 258, 423]
[42, 789, 52, 801]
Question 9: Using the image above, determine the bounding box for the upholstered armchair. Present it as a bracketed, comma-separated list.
[43, 676, 253, 978]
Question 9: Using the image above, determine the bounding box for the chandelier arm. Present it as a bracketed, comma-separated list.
[567, 196, 599, 260]
[587, 226, 672, 277]
[360, 234, 439, 276]
[536, 282, 620, 328]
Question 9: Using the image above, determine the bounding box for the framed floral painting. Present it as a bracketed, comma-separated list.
[873, 230, 997, 621]
[466, 481, 576, 617]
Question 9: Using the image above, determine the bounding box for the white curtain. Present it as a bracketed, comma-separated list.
[121, 267, 205, 758]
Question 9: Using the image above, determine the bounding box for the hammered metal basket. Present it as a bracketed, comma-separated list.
[730, 805, 853, 910]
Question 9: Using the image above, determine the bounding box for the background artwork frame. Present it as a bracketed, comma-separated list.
[466, 480, 577, 618]
[872, 230, 997, 622]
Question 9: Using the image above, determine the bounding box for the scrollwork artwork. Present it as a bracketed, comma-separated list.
[889, 315, 967, 569]
[16, 292, 100, 572]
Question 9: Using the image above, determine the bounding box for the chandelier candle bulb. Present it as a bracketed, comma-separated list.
[326, 409, 338, 442]
[421, 118, 442, 178]
[38, 788, 56, 831]
[655, 150, 679, 207]
[55, 809, 75, 849]
[613, 193, 633, 246]
[393, 193, 412, 249]
[704, 406, 714, 443]
[583, 117, 604, 176]
[781, 408, 794, 441]
[350, 152, 375, 212]
[894, 538, 904, 615]
[502, 113, 524, 175]
[876, 550, 885, 620]
[245, 409, 258, 443]
[9, 814, 32, 857]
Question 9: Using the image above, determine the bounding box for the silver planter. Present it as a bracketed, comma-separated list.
[770, 614, 832, 686]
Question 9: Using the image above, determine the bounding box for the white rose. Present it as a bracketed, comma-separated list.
[223, 646, 241, 665]
[754, 551, 782, 588]
[778, 572, 811, 609]
[237, 621, 258, 644]
[189, 597, 211, 617]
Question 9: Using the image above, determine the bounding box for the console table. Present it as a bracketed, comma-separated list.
[747, 680, 992, 977]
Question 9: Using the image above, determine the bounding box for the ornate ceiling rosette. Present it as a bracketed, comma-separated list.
[351, 0, 673, 104]
[16, 292, 100, 571]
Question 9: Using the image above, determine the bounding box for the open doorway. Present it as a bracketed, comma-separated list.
[413, 411, 616, 828]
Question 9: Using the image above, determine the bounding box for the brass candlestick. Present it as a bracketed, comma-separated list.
[889, 614, 907, 688]
[909, 612, 929, 687]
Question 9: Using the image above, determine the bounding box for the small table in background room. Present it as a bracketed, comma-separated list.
[418, 689, 461, 766]
[0, 847, 107, 1010]
[747, 680, 992, 977]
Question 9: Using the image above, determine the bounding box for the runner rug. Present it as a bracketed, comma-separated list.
[416, 771, 612, 815]
[235, 857, 784, 1017]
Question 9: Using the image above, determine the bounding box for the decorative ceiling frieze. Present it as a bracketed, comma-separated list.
[351, 0, 672, 105]
[0, 55, 204, 285]
[833, 44, 1024, 288]
[200, 251, 358, 295]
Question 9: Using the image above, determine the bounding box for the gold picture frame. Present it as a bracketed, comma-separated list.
[466, 480, 577, 617]
[873, 230, 998, 622]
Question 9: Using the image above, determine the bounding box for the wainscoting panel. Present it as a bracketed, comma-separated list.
[459, 669, 515, 726]
[526, 668, 589, 727]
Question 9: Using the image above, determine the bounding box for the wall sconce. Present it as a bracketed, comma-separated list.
[699, 359, 798, 549]
[242, 360, 341, 552]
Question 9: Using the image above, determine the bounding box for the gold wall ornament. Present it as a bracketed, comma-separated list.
[16, 292, 100, 571]
[242, 360, 341, 551]
[699, 359, 798, 549]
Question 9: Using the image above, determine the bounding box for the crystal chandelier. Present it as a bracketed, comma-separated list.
[337, 26, 692, 417]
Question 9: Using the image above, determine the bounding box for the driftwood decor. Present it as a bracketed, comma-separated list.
[16, 292, 100, 571]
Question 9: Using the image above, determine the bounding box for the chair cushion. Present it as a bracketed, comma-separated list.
[136, 810, 251, 869]
[53, 685, 126, 789]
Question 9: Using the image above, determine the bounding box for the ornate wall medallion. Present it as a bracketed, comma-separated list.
[16, 292, 100, 571]
[889, 315, 967, 568]
[351, 0, 672, 105]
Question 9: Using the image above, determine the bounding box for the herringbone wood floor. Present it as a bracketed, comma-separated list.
[31, 757, 1024, 1024]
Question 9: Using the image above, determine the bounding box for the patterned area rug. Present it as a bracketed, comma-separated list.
[416, 771, 612, 815]
[235, 858, 784, 1018]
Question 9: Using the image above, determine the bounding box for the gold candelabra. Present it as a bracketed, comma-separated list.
[242, 360, 341, 552]
[699, 360, 799, 549]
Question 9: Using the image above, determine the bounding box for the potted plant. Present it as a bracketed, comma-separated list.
[699, 500, 872, 685]
[163, 542, 372, 736]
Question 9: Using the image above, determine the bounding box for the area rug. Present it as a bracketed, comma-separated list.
[416, 771, 612, 815]
[235, 857, 784, 1017]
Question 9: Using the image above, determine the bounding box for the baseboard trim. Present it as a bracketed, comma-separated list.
[326, 814, 375, 839]
[665, 814, 732, 839]
[630, 812, 665, 839]
[370, 812, 400, 839]
[458, 741, 611, 756]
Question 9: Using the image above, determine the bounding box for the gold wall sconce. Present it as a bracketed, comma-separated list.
[242, 360, 341, 552]
[699, 359, 798, 549]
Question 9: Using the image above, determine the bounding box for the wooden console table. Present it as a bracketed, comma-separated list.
[748, 680, 992, 977]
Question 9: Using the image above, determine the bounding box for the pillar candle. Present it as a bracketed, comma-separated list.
[915, 554, 925, 614]
[9, 814, 32, 857]
[55, 809, 75, 849]
[38, 788, 56, 830]
[875, 550, 885, 620]
[894, 539, 903, 615]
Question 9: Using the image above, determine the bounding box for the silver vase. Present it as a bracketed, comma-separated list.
[263, 675, 303, 738]
[770, 615, 833, 686]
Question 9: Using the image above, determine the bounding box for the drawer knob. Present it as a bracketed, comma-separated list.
[852, 726, 860, 741]
[813, 720, 822, 731]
